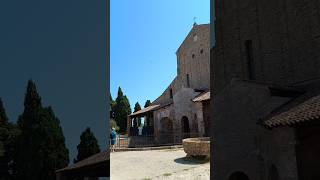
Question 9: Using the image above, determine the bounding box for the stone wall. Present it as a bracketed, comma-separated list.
[211, 79, 298, 180]
[153, 24, 210, 105]
[173, 87, 202, 135]
[177, 24, 210, 90]
[213, 0, 320, 93]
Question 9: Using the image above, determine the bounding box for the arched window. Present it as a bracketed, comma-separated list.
[229, 171, 250, 180]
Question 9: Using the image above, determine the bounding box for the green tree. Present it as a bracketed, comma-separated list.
[15, 80, 69, 180]
[0, 98, 20, 179]
[144, 100, 151, 108]
[110, 93, 116, 119]
[113, 87, 131, 133]
[74, 127, 100, 163]
[134, 102, 141, 113]
[133, 102, 142, 127]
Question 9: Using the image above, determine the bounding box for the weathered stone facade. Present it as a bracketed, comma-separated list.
[211, 0, 320, 179]
[128, 24, 211, 145]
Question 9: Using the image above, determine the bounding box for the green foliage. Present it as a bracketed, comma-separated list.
[14, 80, 69, 180]
[144, 100, 152, 108]
[0, 98, 21, 179]
[110, 93, 116, 119]
[134, 102, 141, 113]
[113, 87, 131, 133]
[74, 127, 100, 163]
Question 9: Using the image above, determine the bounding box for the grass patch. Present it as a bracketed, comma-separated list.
[183, 168, 189, 171]
[163, 173, 172, 176]
[141, 178, 152, 180]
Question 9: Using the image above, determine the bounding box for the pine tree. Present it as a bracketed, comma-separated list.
[113, 87, 131, 133]
[15, 80, 69, 180]
[74, 127, 100, 163]
[144, 100, 151, 108]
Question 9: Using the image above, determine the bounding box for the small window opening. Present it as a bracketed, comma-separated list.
[186, 74, 190, 87]
[245, 40, 255, 80]
[200, 49, 203, 54]
[170, 88, 173, 99]
[192, 54, 195, 58]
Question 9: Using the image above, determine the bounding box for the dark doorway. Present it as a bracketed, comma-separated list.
[296, 122, 320, 180]
[159, 117, 174, 144]
[181, 116, 190, 138]
[268, 165, 279, 180]
[229, 171, 250, 180]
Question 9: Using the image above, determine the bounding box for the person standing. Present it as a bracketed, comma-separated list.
[110, 127, 117, 152]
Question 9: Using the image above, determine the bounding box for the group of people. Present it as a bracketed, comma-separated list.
[110, 127, 117, 152]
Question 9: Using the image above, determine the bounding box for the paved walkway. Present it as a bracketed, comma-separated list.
[110, 148, 210, 180]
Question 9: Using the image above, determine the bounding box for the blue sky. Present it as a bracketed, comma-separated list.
[111, 0, 210, 109]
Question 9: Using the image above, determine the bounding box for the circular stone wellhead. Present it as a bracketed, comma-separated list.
[182, 137, 210, 158]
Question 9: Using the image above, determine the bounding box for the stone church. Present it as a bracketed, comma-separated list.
[211, 0, 320, 179]
[127, 23, 210, 145]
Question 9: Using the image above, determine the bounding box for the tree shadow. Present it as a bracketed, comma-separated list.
[174, 156, 209, 165]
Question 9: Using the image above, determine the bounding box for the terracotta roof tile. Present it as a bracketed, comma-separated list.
[193, 91, 210, 102]
[264, 94, 320, 127]
[56, 150, 109, 172]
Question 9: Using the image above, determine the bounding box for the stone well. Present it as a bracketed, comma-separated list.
[182, 137, 210, 157]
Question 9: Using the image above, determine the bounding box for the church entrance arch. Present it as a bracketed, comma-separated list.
[181, 116, 190, 139]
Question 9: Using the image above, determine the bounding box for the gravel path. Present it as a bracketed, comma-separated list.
[110, 148, 210, 180]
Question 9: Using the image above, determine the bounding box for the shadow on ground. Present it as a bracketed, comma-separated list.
[174, 156, 209, 165]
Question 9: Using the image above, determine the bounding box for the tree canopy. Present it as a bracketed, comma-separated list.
[144, 100, 152, 108]
[113, 87, 131, 133]
[74, 127, 100, 163]
[15, 80, 69, 180]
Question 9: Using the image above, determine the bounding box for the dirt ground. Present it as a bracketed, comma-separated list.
[110, 148, 210, 180]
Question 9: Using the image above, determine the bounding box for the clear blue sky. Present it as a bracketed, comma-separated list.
[111, 0, 210, 109]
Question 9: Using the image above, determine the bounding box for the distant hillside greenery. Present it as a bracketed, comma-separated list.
[0, 80, 69, 180]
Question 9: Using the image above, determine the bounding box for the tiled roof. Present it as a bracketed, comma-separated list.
[193, 91, 210, 102]
[264, 94, 320, 127]
[56, 150, 109, 172]
[129, 101, 173, 117]
[129, 104, 160, 117]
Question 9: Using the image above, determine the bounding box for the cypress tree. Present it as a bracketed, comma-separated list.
[133, 102, 142, 127]
[110, 93, 116, 119]
[144, 100, 151, 108]
[0, 98, 20, 179]
[74, 127, 100, 163]
[134, 102, 141, 113]
[15, 80, 69, 180]
[114, 87, 131, 133]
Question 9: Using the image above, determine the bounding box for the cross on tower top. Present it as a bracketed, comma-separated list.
[193, 17, 197, 26]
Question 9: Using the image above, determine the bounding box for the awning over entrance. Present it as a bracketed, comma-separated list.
[264, 94, 320, 128]
[56, 150, 109, 179]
